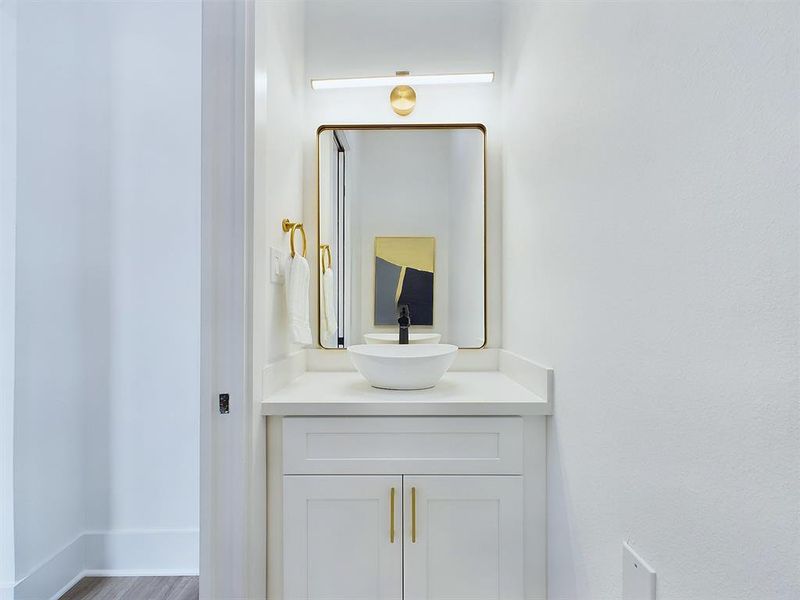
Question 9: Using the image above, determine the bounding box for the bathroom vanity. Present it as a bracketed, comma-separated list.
[283, 416, 523, 599]
[262, 350, 551, 599]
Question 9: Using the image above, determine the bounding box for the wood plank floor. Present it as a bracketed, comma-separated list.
[59, 577, 198, 600]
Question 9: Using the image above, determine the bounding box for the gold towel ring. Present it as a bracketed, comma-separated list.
[320, 244, 333, 273]
[282, 219, 307, 258]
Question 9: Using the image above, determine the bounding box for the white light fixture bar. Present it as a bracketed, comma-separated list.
[310, 72, 494, 90]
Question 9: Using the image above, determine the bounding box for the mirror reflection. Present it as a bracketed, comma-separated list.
[318, 126, 486, 349]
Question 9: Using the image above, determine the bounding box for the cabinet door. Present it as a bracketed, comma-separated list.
[403, 476, 523, 600]
[284, 475, 402, 600]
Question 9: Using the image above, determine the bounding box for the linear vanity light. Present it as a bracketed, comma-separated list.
[312, 71, 494, 117]
[310, 71, 495, 90]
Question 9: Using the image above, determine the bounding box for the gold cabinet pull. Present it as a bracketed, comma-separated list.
[411, 486, 417, 543]
[390, 487, 396, 543]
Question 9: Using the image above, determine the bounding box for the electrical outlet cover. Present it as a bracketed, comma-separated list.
[623, 542, 656, 600]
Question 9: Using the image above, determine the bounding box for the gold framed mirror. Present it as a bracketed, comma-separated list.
[317, 124, 486, 349]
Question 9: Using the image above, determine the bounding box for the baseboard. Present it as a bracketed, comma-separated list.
[0, 583, 15, 600]
[48, 572, 86, 600]
[13, 529, 199, 600]
[82, 569, 199, 577]
[13, 535, 84, 600]
[83, 530, 199, 574]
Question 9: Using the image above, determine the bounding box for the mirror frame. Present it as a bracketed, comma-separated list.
[316, 123, 488, 350]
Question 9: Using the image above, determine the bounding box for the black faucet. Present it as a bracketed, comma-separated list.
[398, 304, 411, 344]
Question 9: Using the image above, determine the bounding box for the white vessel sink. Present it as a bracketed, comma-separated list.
[347, 343, 458, 390]
[364, 332, 442, 345]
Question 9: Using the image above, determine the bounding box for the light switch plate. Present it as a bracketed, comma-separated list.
[623, 542, 656, 600]
[270, 247, 285, 284]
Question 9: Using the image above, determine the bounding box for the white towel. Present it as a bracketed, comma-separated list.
[285, 255, 312, 345]
[321, 268, 338, 342]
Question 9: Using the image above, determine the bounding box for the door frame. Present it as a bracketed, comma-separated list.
[199, 0, 255, 597]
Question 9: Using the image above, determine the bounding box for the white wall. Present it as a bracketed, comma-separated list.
[304, 0, 502, 348]
[14, 2, 105, 587]
[0, 1, 17, 597]
[88, 0, 201, 541]
[253, 2, 306, 598]
[255, 0, 307, 366]
[13, 1, 201, 596]
[502, 2, 800, 598]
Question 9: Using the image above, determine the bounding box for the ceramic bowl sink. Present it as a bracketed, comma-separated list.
[347, 343, 458, 390]
[364, 332, 442, 345]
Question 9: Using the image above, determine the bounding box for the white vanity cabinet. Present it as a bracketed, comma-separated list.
[284, 476, 403, 600]
[402, 475, 523, 600]
[280, 416, 535, 600]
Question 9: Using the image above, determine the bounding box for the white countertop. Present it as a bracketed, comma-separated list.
[260, 370, 552, 416]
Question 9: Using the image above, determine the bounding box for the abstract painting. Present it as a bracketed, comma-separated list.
[374, 237, 435, 326]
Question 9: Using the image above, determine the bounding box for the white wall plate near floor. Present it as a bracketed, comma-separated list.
[623, 541, 656, 600]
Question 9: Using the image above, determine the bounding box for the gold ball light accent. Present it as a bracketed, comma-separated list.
[390, 71, 416, 116]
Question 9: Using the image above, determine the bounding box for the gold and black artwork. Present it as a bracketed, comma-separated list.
[374, 237, 435, 326]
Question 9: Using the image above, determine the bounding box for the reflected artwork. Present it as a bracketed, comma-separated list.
[374, 237, 435, 326]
